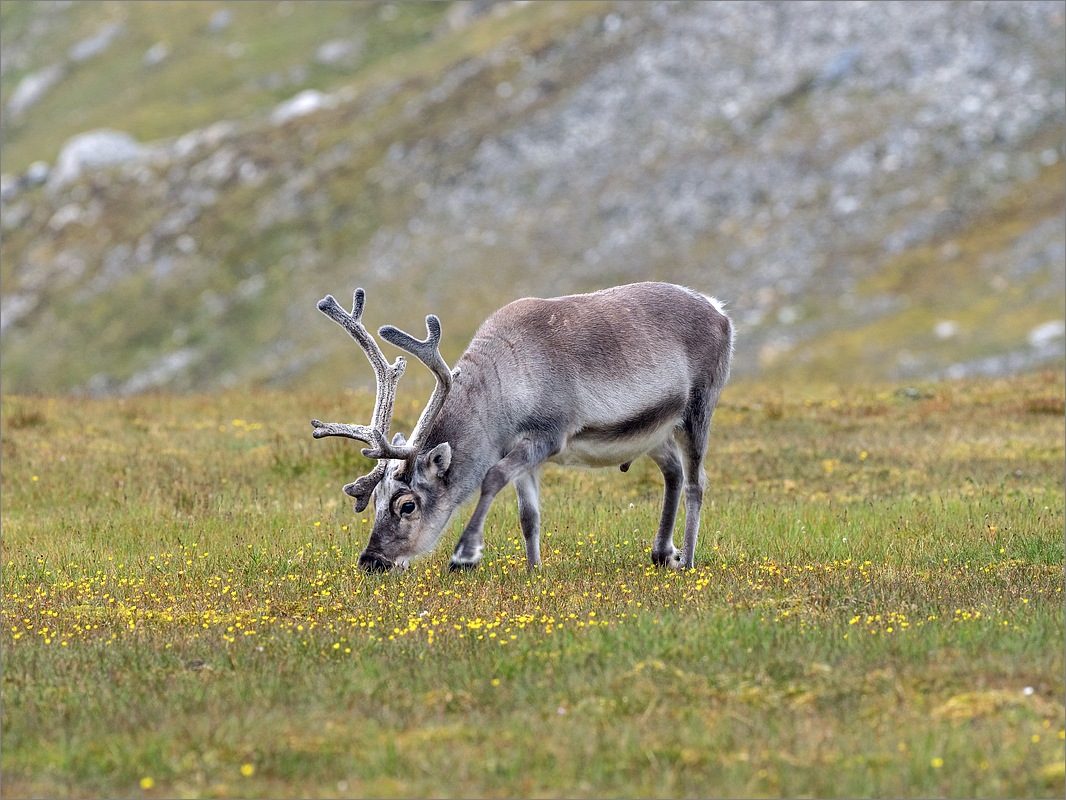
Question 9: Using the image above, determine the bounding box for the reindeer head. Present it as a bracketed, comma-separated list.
[310, 289, 458, 572]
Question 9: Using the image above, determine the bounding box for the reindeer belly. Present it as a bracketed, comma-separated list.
[549, 396, 685, 468]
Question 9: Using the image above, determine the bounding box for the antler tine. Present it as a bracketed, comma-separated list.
[342, 463, 386, 513]
[379, 314, 457, 447]
[310, 418, 377, 442]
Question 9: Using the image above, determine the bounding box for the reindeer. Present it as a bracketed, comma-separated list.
[310, 282, 733, 572]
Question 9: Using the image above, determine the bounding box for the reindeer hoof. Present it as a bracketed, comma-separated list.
[448, 558, 480, 572]
[651, 549, 682, 570]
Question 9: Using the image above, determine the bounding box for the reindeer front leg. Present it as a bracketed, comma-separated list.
[449, 436, 557, 571]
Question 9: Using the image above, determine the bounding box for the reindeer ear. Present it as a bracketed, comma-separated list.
[392, 432, 407, 446]
[422, 442, 451, 479]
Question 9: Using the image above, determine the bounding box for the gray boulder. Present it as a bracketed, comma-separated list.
[6, 64, 65, 118]
[48, 129, 143, 191]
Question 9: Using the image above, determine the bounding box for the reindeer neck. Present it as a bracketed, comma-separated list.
[416, 363, 510, 503]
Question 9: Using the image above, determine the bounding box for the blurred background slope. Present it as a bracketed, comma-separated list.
[1, 0, 1063, 396]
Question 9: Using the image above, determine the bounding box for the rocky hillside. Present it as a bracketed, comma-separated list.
[1, 0, 1063, 396]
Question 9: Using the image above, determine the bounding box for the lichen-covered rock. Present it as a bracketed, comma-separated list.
[48, 129, 143, 191]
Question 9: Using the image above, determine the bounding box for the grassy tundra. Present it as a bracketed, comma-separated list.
[2, 372, 1063, 799]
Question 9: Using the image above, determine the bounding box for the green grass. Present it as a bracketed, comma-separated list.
[0, 0, 606, 174]
[0, 1, 451, 173]
[2, 372, 1063, 798]
[761, 160, 1066, 385]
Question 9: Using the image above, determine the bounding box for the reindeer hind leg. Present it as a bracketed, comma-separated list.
[677, 384, 721, 569]
[649, 439, 684, 568]
[515, 470, 542, 569]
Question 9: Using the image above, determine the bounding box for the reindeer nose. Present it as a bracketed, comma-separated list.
[358, 551, 392, 573]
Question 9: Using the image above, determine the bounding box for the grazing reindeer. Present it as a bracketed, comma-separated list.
[310, 282, 733, 572]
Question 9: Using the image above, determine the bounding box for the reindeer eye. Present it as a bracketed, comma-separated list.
[399, 500, 417, 516]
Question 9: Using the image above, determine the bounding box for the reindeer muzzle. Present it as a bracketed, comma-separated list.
[358, 550, 393, 573]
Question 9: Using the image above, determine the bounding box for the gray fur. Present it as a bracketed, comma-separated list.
[311, 281, 733, 572]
